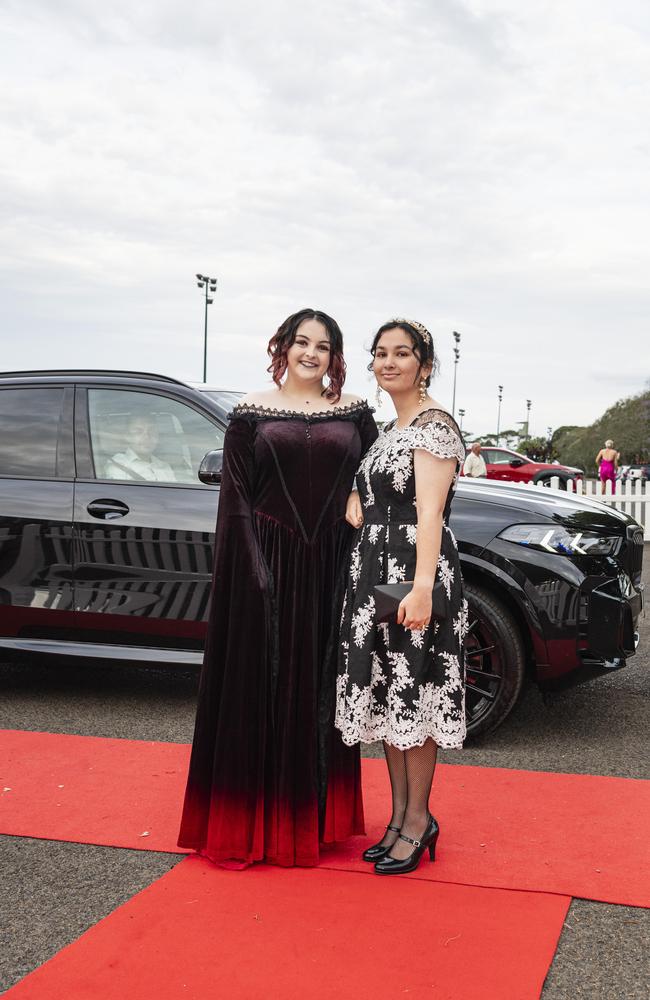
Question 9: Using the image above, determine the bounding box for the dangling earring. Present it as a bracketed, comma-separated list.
[419, 377, 427, 404]
[375, 382, 383, 406]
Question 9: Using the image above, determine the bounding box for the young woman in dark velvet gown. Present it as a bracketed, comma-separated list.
[178, 308, 378, 867]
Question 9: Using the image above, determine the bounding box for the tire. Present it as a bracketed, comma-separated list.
[531, 470, 575, 491]
[463, 581, 526, 739]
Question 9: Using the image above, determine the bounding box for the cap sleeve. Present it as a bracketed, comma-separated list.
[410, 409, 465, 466]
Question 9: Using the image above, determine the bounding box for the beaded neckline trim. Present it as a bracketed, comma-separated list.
[229, 399, 373, 421]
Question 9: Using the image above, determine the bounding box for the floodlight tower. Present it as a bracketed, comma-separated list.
[496, 385, 503, 445]
[196, 273, 218, 382]
[451, 331, 461, 417]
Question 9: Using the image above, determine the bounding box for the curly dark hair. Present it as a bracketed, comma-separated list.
[368, 319, 439, 387]
[267, 308, 346, 402]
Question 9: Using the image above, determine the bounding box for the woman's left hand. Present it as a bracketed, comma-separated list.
[397, 583, 432, 630]
[345, 490, 364, 528]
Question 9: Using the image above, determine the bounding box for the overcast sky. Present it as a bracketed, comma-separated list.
[1, 0, 649, 436]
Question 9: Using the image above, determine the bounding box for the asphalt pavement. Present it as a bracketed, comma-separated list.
[1, 549, 648, 997]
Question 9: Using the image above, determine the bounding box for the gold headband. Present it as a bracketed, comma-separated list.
[390, 317, 432, 345]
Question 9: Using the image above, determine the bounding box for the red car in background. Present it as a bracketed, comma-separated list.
[467, 446, 583, 486]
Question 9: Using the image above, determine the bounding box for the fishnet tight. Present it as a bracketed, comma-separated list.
[377, 738, 438, 861]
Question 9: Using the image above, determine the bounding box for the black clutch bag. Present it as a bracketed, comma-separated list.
[374, 580, 447, 624]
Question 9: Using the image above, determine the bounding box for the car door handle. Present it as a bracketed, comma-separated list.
[86, 499, 130, 520]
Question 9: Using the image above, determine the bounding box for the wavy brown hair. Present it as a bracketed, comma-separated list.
[267, 308, 346, 402]
[368, 319, 439, 388]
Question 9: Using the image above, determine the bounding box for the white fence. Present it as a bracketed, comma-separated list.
[528, 477, 650, 540]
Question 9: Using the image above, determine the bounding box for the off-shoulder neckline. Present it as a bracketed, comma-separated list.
[229, 399, 374, 422]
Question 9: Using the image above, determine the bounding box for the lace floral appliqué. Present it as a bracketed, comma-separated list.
[335, 407, 467, 751]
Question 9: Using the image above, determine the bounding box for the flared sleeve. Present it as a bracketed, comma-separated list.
[358, 403, 379, 458]
[178, 415, 274, 860]
[352, 403, 378, 491]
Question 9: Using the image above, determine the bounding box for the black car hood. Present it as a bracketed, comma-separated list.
[455, 479, 634, 534]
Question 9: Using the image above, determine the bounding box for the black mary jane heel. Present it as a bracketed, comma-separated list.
[362, 823, 402, 862]
[374, 815, 439, 875]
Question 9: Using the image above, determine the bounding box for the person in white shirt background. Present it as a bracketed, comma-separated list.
[463, 441, 487, 478]
[105, 415, 177, 482]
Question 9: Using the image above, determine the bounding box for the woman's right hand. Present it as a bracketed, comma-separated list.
[345, 490, 364, 528]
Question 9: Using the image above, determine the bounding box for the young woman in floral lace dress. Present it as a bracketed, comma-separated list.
[335, 318, 467, 875]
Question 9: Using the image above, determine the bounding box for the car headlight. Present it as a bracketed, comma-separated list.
[498, 524, 620, 556]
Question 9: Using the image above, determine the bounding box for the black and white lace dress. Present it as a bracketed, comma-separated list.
[335, 408, 468, 751]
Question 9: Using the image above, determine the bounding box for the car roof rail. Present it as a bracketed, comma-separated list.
[0, 370, 189, 386]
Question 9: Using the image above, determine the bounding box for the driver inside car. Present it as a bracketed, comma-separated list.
[105, 414, 177, 482]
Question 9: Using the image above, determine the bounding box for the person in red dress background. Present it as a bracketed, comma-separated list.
[178, 308, 377, 867]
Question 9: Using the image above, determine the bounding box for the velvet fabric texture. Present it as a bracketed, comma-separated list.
[178, 401, 378, 867]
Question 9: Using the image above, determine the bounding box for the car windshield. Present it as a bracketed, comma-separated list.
[200, 390, 244, 422]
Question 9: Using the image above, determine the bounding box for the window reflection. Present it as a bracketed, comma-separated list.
[0, 388, 64, 478]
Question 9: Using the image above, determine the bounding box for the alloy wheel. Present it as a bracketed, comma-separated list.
[464, 610, 504, 732]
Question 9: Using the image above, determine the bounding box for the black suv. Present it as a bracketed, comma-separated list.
[0, 370, 644, 736]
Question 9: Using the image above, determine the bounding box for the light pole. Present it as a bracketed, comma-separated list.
[546, 426, 553, 462]
[525, 398, 532, 437]
[451, 331, 461, 417]
[196, 273, 217, 383]
[458, 408, 465, 433]
[496, 385, 503, 445]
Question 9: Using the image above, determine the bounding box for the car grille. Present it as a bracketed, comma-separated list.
[622, 526, 644, 587]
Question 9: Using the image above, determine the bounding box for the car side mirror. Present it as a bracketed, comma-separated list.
[510, 458, 525, 468]
[198, 449, 224, 485]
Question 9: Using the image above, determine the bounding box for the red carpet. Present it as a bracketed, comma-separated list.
[2, 729, 649, 906]
[0, 729, 190, 854]
[4, 856, 570, 1000]
[323, 760, 650, 906]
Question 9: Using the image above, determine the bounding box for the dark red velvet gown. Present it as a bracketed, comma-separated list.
[178, 400, 378, 867]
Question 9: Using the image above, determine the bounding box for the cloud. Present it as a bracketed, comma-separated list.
[0, 0, 649, 434]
